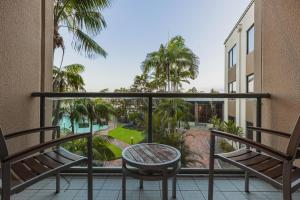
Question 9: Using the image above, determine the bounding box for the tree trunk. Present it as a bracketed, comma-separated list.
[90, 119, 93, 133]
[167, 64, 171, 92]
[52, 100, 61, 126]
[71, 119, 75, 134]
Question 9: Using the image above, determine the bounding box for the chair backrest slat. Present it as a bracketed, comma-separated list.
[0, 128, 9, 160]
[287, 115, 300, 158]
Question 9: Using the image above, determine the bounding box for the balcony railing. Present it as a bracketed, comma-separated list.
[31, 92, 271, 174]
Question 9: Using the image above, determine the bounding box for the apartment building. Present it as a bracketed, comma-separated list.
[224, 0, 300, 156]
[224, 1, 256, 131]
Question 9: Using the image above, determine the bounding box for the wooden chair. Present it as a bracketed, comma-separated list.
[0, 126, 93, 200]
[208, 115, 300, 200]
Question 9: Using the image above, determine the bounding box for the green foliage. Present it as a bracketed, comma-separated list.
[210, 116, 243, 136]
[141, 35, 199, 92]
[54, 0, 111, 58]
[53, 64, 85, 92]
[108, 126, 145, 144]
[224, 120, 243, 137]
[128, 112, 144, 129]
[154, 99, 193, 134]
[210, 115, 225, 131]
[150, 99, 199, 167]
[219, 139, 235, 153]
[106, 143, 122, 158]
[63, 135, 115, 163]
[210, 116, 244, 152]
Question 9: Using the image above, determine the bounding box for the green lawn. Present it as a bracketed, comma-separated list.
[106, 143, 122, 158]
[108, 126, 145, 144]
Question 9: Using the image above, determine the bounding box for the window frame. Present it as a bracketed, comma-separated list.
[228, 45, 237, 68]
[246, 73, 254, 93]
[247, 24, 255, 54]
[228, 81, 237, 93]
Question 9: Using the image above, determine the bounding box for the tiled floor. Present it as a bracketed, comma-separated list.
[10, 175, 300, 200]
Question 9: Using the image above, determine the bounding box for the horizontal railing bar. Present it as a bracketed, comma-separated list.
[62, 167, 245, 175]
[32, 92, 271, 99]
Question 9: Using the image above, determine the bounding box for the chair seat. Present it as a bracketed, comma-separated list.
[216, 148, 300, 187]
[0, 148, 85, 189]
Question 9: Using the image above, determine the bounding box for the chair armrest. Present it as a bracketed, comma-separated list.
[4, 126, 60, 140]
[2, 132, 91, 163]
[247, 126, 291, 138]
[211, 130, 292, 161]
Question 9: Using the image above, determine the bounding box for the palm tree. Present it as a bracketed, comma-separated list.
[142, 36, 199, 92]
[53, 64, 86, 126]
[94, 99, 115, 124]
[59, 100, 88, 133]
[53, 64, 85, 92]
[85, 99, 115, 132]
[131, 73, 152, 92]
[155, 99, 192, 134]
[53, 0, 111, 58]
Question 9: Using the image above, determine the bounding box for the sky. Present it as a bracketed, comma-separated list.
[54, 0, 251, 92]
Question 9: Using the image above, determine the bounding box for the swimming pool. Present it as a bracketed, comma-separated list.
[59, 115, 109, 134]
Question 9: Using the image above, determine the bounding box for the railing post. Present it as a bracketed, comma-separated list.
[148, 96, 153, 143]
[256, 97, 262, 143]
[40, 96, 45, 144]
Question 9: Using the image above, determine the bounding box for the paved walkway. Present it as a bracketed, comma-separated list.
[184, 128, 221, 169]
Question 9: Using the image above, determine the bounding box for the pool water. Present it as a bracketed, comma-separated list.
[59, 115, 109, 134]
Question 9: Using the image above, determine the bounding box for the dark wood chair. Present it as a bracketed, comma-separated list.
[208, 115, 300, 200]
[0, 126, 93, 200]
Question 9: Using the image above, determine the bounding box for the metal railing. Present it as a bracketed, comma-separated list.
[32, 92, 271, 174]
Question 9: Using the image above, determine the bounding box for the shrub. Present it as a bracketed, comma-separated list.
[219, 139, 235, 153]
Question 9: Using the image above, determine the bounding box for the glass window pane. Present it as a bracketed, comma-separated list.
[232, 46, 237, 65]
[232, 81, 237, 93]
[247, 74, 254, 93]
[247, 25, 255, 53]
[228, 45, 237, 68]
[228, 81, 237, 93]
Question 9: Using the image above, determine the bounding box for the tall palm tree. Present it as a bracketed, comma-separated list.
[131, 73, 153, 92]
[142, 36, 199, 92]
[53, 0, 111, 58]
[53, 64, 86, 92]
[59, 100, 88, 133]
[155, 99, 192, 134]
[53, 64, 86, 126]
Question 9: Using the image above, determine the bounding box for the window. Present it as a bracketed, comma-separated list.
[228, 45, 237, 68]
[228, 116, 236, 122]
[247, 25, 255, 54]
[246, 121, 254, 139]
[228, 81, 237, 93]
[246, 74, 254, 93]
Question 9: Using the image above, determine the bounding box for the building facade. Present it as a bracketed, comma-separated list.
[224, 1, 256, 132]
[224, 0, 300, 164]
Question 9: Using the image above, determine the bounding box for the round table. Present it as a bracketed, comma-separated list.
[122, 143, 181, 200]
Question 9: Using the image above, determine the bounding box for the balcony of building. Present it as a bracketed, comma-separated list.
[1, 1, 300, 200]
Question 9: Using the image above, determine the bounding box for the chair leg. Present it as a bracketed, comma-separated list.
[282, 161, 292, 200]
[2, 163, 11, 200]
[56, 173, 60, 193]
[87, 135, 93, 200]
[139, 178, 143, 189]
[122, 171, 126, 200]
[208, 133, 215, 200]
[245, 171, 249, 193]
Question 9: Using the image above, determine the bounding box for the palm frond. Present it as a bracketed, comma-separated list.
[73, 28, 107, 58]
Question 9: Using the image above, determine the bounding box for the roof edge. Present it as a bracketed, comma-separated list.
[224, 0, 255, 45]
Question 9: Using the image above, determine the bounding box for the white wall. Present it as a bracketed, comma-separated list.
[224, 2, 255, 131]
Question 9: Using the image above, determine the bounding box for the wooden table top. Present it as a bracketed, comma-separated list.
[122, 143, 181, 167]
